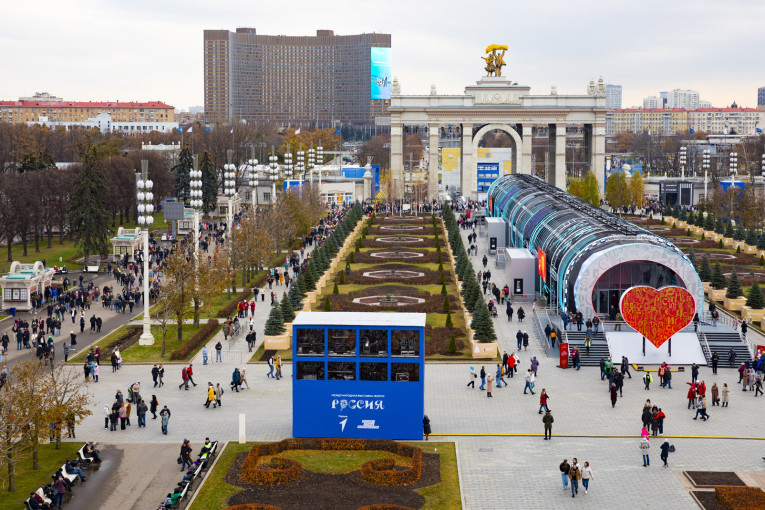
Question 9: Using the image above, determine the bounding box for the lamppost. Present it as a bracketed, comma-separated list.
[247, 158, 259, 208]
[223, 158, 236, 232]
[680, 146, 687, 179]
[136, 160, 154, 346]
[189, 154, 203, 258]
[307, 145, 316, 184]
[702, 150, 710, 201]
[268, 146, 279, 204]
[729, 151, 738, 184]
[283, 150, 293, 183]
[761, 154, 765, 181]
[316, 145, 324, 192]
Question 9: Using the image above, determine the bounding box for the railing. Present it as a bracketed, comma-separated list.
[697, 331, 712, 364]
[532, 310, 551, 354]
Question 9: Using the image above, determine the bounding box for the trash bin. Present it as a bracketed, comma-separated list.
[9, 308, 16, 317]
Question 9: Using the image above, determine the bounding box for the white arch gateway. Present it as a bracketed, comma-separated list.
[388, 74, 608, 200]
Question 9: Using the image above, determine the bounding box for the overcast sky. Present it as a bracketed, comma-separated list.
[3, 0, 763, 111]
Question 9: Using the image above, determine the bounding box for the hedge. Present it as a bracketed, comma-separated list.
[357, 505, 415, 510]
[217, 289, 254, 318]
[169, 319, 220, 360]
[715, 486, 765, 510]
[239, 438, 422, 487]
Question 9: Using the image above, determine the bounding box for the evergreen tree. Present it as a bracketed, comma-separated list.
[441, 283, 447, 295]
[439, 271, 446, 285]
[718, 239, 724, 249]
[733, 225, 745, 241]
[333, 282, 339, 294]
[724, 221, 734, 238]
[746, 228, 758, 246]
[348, 252, 355, 263]
[289, 284, 303, 309]
[688, 248, 697, 270]
[68, 144, 112, 268]
[711, 262, 726, 290]
[678, 208, 688, 221]
[699, 254, 712, 281]
[687, 211, 695, 226]
[445, 312, 454, 328]
[704, 213, 714, 231]
[714, 217, 724, 234]
[323, 296, 331, 311]
[471, 296, 497, 342]
[304, 267, 316, 291]
[280, 292, 296, 323]
[759, 233, 765, 251]
[726, 268, 742, 298]
[442, 296, 450, 313]
[339, 270, 345, 284]
[264, 303, 285, 335]
[200, 150, 218, 214]
[448, 333, 457, 354]
[747, 282, 765, 309]
[296, 274, 306, 297]
[172, 145, 193, 201]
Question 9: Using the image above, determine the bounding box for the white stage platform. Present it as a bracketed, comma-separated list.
[605, 332, 707, 365]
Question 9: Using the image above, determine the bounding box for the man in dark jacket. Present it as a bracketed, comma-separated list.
[543, 411, 554, 440]
[180, 440, 193, 471]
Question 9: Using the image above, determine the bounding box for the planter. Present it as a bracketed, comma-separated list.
[692, 227, 705, 235]
[675, 221, 687, 228]
[722, 237, 734, 247]
[708, 288, 727, 302]
[724, 297, 747, 311]
[742, 307, 765, 325]
[264, 331, 291, 350]
[744, 245, 757, 254]
[702, 282, 712, 293]
[470, 339, 498, 359]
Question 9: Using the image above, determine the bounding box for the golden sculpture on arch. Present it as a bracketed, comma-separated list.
[482, 44, 508, 77]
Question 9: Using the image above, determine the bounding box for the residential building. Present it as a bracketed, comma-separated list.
[203, 28, 391, 129]
[758, 86, 765, 107]
[19, 92, 64, 102]
[667, 89, 699, 110]
[643, 96, 663, 109]
[605, 84, 622, 109]
[688, 108, 764, 136]
[0, 99, 177, 133]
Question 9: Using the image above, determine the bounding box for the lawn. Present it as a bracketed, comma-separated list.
[330, 283, 448, 296]
[0, 442, 81, 510]
[249, 343, 292, 363]
[189, 441, 460, 510]
[119, 324, 221, 363]
[133, 291, 246, 322]
[349, 262, 441, 271]
[259, 449, 413, 474]
[67, 325, 136, 364]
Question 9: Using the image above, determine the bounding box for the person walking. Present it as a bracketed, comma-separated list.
[186, 364, 197, 387]
[755, 376, 763, 397]
[241, 368, 249, 389]
[524, 370, 536, 395]
[215, 341, 223, 363]
[160, 406, 171, 435]
[232, 368, 242, 392]
[660, 439, 671, 467]
[137, 399, 147, 428]
[643, 371, 652, 390]
[202, 345, 209, 365]
[559, 459, 570, 490]
[179, 367, 189, 390]
[180, 440, 193, 471]
[543, 410, 554, 440]
[640, 437, 650, 466]
[486, 374, 494, 397]
[150, 395, 158, 419]
[205, 382, 216, 408]
[495, 364, 504, 388]
[722, 383, 730, 407]
[539, 389, 550, 413]
[423, 415, 431, 441]
[152, 364, 159, 388]
[711, 383, 719, 406]
[580, 462, 594, 494]
[479, 366, 486, 390]
[467, 366, 476, 388]
[610, 383, 618, 407]
[569, 459, 582, 498]
[275, 356, 283, 380]
[214, 383, 224, 407]
[694, 396, 708, 420]
[158, 364, 165, 387]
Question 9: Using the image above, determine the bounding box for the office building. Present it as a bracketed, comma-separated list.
[605, 84, 622, 109]
[0, 99, 177, 133]
[203, 28, 391, 129]
[643, 96, 663, 109]
[759, 86, 765, 107]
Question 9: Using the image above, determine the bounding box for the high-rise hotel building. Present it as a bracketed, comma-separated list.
[203, 28, 391, 128]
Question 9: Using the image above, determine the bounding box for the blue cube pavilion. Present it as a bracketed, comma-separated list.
[292, 311, 426, 440]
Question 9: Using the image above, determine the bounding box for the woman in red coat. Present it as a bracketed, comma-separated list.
[539, 389, 550, 414]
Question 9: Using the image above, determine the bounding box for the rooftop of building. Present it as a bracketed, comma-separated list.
[609, 107, 761, 113]
[0, 100, 174, 109]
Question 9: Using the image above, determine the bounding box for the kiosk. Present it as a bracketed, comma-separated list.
[292, 312, 425, 440]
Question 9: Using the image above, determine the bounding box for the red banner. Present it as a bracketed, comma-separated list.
[537, 248, 547, 283]
[559, 342, 569, 368]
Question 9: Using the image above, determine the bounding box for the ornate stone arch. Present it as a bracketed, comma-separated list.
[472, 123, 523, 176]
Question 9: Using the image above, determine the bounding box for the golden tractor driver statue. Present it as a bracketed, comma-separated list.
[482, 44, 508, 77]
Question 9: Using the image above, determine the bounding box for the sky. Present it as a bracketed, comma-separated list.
[2, 0, 764, 111]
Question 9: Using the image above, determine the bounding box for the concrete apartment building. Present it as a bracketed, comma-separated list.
[203, 28, 391, 129]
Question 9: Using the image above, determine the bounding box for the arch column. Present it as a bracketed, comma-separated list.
[460, 124, 474, 198]
[521, 124, 533, 175]
[428, 122, 439, 201]
[390, 121, 404, 199]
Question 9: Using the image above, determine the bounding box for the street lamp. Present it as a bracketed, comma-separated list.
[283, 151, 293, 181]
[307, 146, 316, 184]
[679, 146, 687, 179]
[729, 151, 738, 182]
[189, 155, 203, 257]
[223, 161, 236, 231]
[247, 158, 259, 208]
[296, 146, 305, 183]
[316, 145, 324, 191]
[268, 146, 279, 204]
[761, 153, 765, 180]
[702, 150, 710, 201]
[136, 160, 154, 346]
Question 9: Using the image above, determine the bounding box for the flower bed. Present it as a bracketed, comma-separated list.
[363, 237, 439, 249]
[353, 250, 442, 264]
[715, 486, 765, 509]
[169, 319, 220, 360]
[324, 286, 459, 314]
[342, 264, 452, 286]
[225, 505, 282, 510]
[357, 505, 415, 510]
[239, 438, 422, 487]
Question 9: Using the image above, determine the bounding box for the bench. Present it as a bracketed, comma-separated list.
[25, 487, 52, 509]
[59, 464, 78, 484]
[164, 480, 191, 509]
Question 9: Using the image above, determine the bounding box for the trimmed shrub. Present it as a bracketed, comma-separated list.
[93, 325, 142, 360]
[448, 333, 457, 354]
[225, 505, 283, 510]
[441, 283, 447, 295]
[339, 270, 345, 284]
[718, 239, 724, 249]
[169, 319, 220, 360]
[216, 289, 254, 318]
[348, 252, 355, 263]
[761, 255, 765, 266]
[442, 296, 450, 313]
[324, 296, 331, 311]
[333, 282, 339, 294]
[445, 312, 453, 328]
[736, 245, 741, 253]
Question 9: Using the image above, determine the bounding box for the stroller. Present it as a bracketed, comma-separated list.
[488, 301, 498, 318]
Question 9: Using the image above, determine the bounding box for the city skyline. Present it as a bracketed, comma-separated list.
[2, 0, 764, 113]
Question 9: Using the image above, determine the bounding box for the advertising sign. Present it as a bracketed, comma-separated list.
[559, 342, 569, 368]
[370, 48, 392, 100]
[619, 286, 695, 348]
[537, 248, 547, 283]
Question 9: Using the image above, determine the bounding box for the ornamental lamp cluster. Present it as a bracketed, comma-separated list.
[136, 178, 155, 225]
[729, 152, 738, 177]
[268, 152, 279, 182]
[296, 148, 305, 179]
[247, 158, 259, 188]
[189, 167, 203, 209]
[224, 163, 237, 197]
[283, 151, 293, 180]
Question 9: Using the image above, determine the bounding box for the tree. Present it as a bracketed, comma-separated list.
[747, 282, 765, 309]
[173, 145, 193, 201]
[570, 171, 600, 206]
[605, 171, 629, 213]
[688, 248, 697, 270]
[68, 143, 111, 267]
[445, 312, 453, 328]
[733, 225, 745, 241]
[725, 268, 742, 298]
[758, 233, 765, 251]
[264, 302, 285, 335]
[442, 296, 450, 313]
[714, 217, 724, 235]
[471, 296, 496, 342]
[323, 296, 332, 311]
[200, 150, 218, 214]
[704, 213, 714, 231]
[699, 254, 712, 281]
[724, 221, 734, 238]
[628, 172, 645, 208]
[357, 135, 391, 171]
[448, 333, 457, 354]
[711, 262, 726, 290]
[43, 361, 93, 450]
[0, 365, 33, 493]
[280, 293, 295, 323]
[746, 229, 758, 246]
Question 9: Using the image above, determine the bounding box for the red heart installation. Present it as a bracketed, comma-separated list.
[619, 286, 696, 348]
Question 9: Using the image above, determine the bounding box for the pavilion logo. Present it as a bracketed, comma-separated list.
[331, 398, 384, 411]
[357, 420, 379, 430]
